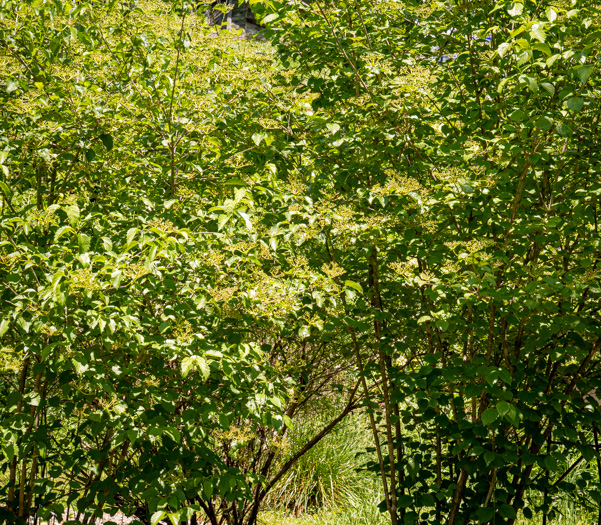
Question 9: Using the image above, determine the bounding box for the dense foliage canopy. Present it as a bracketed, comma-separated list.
[1, 0, 601, 524]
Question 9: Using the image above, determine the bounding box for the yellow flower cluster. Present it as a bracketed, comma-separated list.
[322, 262, 345, 279]
[214, 424, 255, 445]
[52, 193, 79, 207]
[284, 178, 307, 196]
[69, 268, 101, 293]
[210, 285, 238, 303]
[197, 249, 227, 269]
[176, 186, 195, 199]
[173, 320, 194, 342]
[142, 374, 160, 387]
[225, 241, 255, 254]
[466, 239, 494, 254]
[371, 174, 423, 197]
[40, 324, 63, 337]
[0, 249, 21, 267]
[332, 205, 356, 231]
[27, 207, 58, 229]
[246, 279, 300, 319]
[148, 218, 175, 232]
[125, 262, 150, 281]
[0, 346, 21, 374]
[390, 259, 418, 279]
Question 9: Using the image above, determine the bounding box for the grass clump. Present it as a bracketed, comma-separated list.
[262, 410, 387, 524]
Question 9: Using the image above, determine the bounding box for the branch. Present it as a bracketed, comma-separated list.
[262, 378, 361, 496]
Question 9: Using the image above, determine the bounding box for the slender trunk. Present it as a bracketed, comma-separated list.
[542, 438, 551, 525]
[447, 467, 468, 525]
[324, 231, 397, 524]
[167, 1, 186, 197]
[18, 455, 28, 519]
[484, 468, 497, 508]
[8, 357, 30, 513]
[393, 403, 405, 520]
[170, 142, 176, 197]
[595, 427, 601, 525]
[36, 168, 43, 210]
[370, 246, 399, 522]
[435, 408, 442, 522]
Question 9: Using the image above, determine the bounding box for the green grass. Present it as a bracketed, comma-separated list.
[265, 412, 380, 512]
[261, 408, 388, 524]
[260, 409, 598, 525]
[260, 503, 596, 525]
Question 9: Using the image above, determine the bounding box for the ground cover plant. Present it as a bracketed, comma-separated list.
[1, 0, 601, 524]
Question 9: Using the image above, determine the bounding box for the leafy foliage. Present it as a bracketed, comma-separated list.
[252, 0, 601, 523]
[2, 0, 601, 524]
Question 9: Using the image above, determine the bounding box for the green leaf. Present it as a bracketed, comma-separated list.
[126, 227, 138, 244]
[100, 133, 114, 151]
[566, 97, 584, 112]
[481, 408, 498, 426]
[510, 110, 526, 122]
[574, 65, 593, 84]
[497, 43, 512, 58]
[537, 116, 553, 131]
[529, 26, 546, 43]
[2, 441, 17, 462]
[546, 7, 557, 22]
[556, 123, 572, 137]
[164, 426, 181, 444]
[182, 356, 210, 381]
[150, 511, 165, 525]
[0, 319, 9, 338]
[263, 13, 279, 23]
[484, 451, 496, 465]
[581, 445, 596, 462]
[533, 43, 551, 57]
[499, 504, 516, 519]
[344, 280, 363, 293]
[72, 357, 89, 375]
[78, 233, 91, 253]
[465, 384, 481, 397]
[55, 226, 75, 242]
[181, 357, 194, 377]
[508, 3, 524, 16]
[544, 455, 558, 471]
[525, 76, 538, 93]
[498, 77, 510, 93]
[435, 319, 449, 331]
[203, 479, 214, 498]
[111, 269, 122, 288]
[0, 181, 12, 199]
[497, 401, 511, 417]
[475, 507, 495, 523]
[546, 54, 561, 68]
[217, 213, 230, 231]
[66, 205, 80, 227]
[238, 211, 253, 230]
